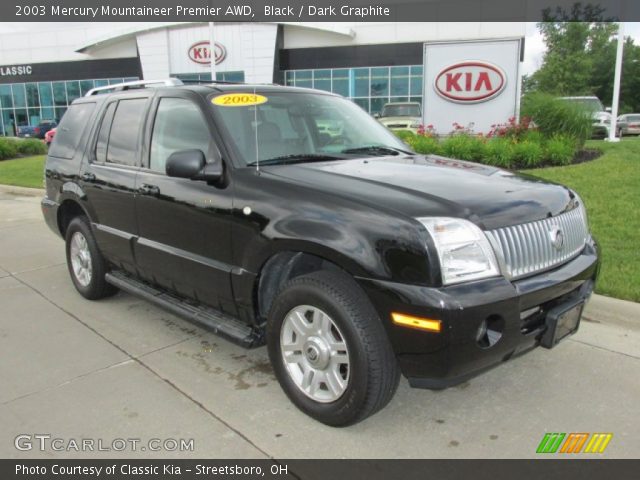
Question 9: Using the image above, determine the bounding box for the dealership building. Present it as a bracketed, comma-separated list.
[0, 22, 525, 136]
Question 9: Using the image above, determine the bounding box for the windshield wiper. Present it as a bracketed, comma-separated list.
[341, 145, 414, 156]
[247, 154, 345, 166]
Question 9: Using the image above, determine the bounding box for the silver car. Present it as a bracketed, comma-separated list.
[616, 114, 640, 136]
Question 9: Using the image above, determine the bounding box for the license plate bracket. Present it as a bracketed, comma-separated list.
[540, 300, 584, 349]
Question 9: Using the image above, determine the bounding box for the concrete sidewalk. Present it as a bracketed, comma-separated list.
[0, 190, 638, 459]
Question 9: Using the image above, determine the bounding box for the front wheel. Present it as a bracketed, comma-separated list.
[65, 216, 117, 300]
[266, 270, 400, 426]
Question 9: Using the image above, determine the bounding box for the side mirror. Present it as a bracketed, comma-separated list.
[373, 113, 381, 119]
[605, 107, 612, 112]
[166, 150, 223, 183]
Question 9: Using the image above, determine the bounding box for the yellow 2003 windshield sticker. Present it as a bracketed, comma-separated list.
[212, 93, 267, 107]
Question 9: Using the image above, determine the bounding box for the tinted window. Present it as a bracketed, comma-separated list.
[149, 98, 211, 173]
[106, 98, 146, 167]
[95, 102, 117, 163]
[49, 103, 96, 159]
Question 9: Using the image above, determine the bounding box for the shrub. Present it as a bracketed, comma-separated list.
[440, 134, 485, 161]
[394, 130, 415, 143]
[0, 138, 19, 160]
[407, 134, 442, 155]
[521, 129, 545, 145]
[488, 116, 534, 140]
[545, 135, 577, 166]
[484, 137, 514, 168]
[17, 138, 47, 155]
[521, 92, 592, 147]
[512, 140, 544, 168]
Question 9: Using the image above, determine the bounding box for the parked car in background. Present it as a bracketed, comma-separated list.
[17, 120, 57, 139]
[560, 96, 610, 139]
[375, 102, 422, 133]
[615, 114, 640, 136]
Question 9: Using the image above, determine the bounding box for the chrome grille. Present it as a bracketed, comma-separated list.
[485, 207, 589, 280]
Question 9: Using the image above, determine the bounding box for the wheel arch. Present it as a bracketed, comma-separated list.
[254, 249, 359, 321]
[57, 198, 89, 237]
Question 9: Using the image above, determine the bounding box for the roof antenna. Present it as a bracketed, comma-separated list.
[254, 86, 259, 173]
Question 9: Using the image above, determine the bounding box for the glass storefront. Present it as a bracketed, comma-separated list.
[284, 65, 423, 114]
[0, 77, 138, 136]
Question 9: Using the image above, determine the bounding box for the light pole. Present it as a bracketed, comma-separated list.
[209, 22, 217, 82]
[608, 22, 624, 142]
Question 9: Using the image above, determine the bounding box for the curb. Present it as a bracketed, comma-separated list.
[0, 184, 44, 197]
[584, 294, 639, 330]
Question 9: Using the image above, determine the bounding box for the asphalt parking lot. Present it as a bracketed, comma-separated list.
[0, 188, 639, 459]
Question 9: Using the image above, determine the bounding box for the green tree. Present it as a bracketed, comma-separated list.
[530, 3, 640, 112]
[533, 11, 617, 95]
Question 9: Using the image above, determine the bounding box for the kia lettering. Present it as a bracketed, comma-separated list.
[187, 41, 226, 66]
[435, 61, 506, 103]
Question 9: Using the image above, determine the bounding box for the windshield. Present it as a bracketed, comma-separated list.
[561, 97, 604, 112]
[626, 115, 640, 122]
[381, 104, 421, 117]
[210, 91, 410, 166]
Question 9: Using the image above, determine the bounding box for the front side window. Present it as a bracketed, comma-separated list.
[105, 98, 147, 167]
[149, 98, 212, 173]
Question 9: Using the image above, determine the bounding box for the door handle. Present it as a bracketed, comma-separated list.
[81, 172, 96, 182]
[139, 184, 160, 196]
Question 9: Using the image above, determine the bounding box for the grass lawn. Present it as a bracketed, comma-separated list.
[526, 137, 640, 302]
[0, 155, 45, 189]
[0, 140, 638, 302]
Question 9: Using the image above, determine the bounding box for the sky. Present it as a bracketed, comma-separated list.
[522, 22, 640, 75]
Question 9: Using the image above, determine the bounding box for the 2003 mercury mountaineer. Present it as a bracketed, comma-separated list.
[42, 79, 599, 426]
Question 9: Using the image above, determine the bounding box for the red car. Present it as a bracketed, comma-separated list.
[44, 128, 56, 147]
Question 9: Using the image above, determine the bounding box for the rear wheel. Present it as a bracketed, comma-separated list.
[65, 217, 117, 300]
[267, 270, 400, 426]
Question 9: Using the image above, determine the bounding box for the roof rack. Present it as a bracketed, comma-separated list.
[84, 78, 184, 97]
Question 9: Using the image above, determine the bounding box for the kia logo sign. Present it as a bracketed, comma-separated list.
[434, 61, 506, 103]
[188, 41, 227, 65]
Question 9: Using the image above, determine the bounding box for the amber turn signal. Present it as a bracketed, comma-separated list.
[391, 312, 442, 333]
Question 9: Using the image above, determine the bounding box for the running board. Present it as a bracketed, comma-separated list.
[105, 271, 263, 349]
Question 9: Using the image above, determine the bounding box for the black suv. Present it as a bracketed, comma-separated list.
[42, 79, 599, 426]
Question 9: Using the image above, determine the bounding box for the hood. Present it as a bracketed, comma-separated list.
[266, 155, 577, 230]
[379, 116, 420, 126]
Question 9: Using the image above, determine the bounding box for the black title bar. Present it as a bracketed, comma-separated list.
[3, 459, 640, 480]
[4, 0, 640, 21]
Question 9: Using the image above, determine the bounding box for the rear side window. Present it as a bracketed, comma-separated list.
[48, 103, 96, 159]
[95, 102, 117, 163]
[149, 98, 212, 173]
[105, 98, 147, 167]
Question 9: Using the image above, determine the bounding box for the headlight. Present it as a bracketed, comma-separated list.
[418, 217, 500, 285]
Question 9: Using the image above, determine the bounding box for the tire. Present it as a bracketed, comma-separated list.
[266, 270, 400, 426]
[65, 216, 117, 300]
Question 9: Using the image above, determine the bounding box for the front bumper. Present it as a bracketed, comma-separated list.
[356, 239, 600, 389]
